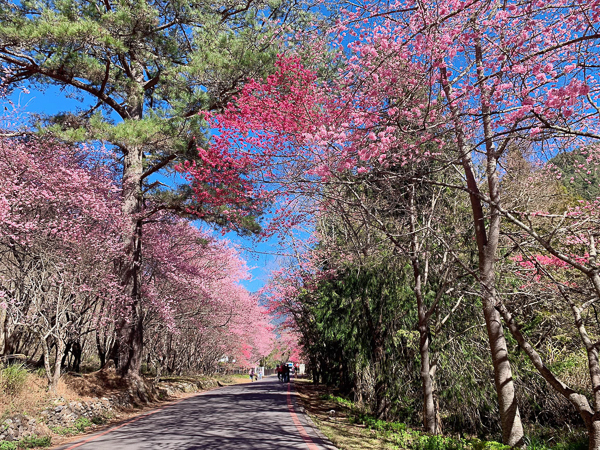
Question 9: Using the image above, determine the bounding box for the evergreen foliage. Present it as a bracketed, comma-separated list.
[550, 152, 600, 201]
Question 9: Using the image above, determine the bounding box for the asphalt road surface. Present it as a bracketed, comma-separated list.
[56, 376, 335, 450]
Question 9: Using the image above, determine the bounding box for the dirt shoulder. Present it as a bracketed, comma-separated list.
[293, 378, 399, 450]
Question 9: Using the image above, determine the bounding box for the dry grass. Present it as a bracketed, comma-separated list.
[293, 379, 397, 450]
[64, 367, 129, 398]
[0, 371, 89, 420]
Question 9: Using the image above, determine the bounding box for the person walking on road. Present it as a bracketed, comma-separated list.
[283, 364, 290, 383]
[249, 368, 255, 382]
[276, 364, 282, 382]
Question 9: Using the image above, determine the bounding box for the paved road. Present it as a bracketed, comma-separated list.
[56, 376, 334, 450]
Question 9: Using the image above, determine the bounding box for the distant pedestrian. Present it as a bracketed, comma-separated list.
[276, 364, 282, 381]
[283, 364, 290, 382]
[249, 368, 255, 382]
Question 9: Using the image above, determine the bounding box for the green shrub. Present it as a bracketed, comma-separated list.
[51, 417, 93, 436]
[50, 425, 79, 436]
[387, 421, 407, 433]
[90, 416, 106, 425]
[17, 435, 51, 448]
[74, 417, 92, 432]
[330, 395, 354, 408]
[0, 438, 50, 450]
[553, 437, 588, 450]
[467, 438, 510, 450]
[414, 435, 469, 450]
[524, 432, 588, 450]
[0, 365, 28, 397]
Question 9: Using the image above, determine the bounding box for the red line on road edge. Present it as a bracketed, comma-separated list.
[287, 381, 320, 450]
[62, 395, 191, 450]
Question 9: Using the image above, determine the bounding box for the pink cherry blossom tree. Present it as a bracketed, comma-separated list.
[0, 135, 123, 391]
[140, 216, 274, 376]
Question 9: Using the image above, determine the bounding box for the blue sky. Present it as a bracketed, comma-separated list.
[8, 86, 284, 293]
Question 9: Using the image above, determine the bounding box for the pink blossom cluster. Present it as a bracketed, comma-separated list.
[0, 135, 126, 325]
[194, 0, 598, 196]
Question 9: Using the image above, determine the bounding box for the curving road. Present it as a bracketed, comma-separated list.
[55, 376, 335, 450]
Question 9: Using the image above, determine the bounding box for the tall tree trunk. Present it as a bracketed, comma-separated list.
[41, 336, 65, 393]
[96, 332, 106, 368]
[41, 337, 52, 386]
[154, 358, 162, 383]
[431, 363, 443, 434]
[473, 172, 524, 446]
[415, 278, 439, 434]
[475, 38, 524, 446]
[116, 68, 147, 382]
[50, 339, 66, 393]
[418, 319, 437, 434]
[481, 284, 523, 445]
[60, 341, 72, 369]
[409, 187, 438, 434]
[117, 144, 144, 380]
[373, 338, 387, 419]
[440, 64, 524, 446]
[71, 341, 82, 372]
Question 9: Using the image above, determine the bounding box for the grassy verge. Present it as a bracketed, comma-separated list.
[0, 414, 105, 449]
[293, 379, 588, 450]
[49, 416, 107, 436]
[0, 436, 52, 449]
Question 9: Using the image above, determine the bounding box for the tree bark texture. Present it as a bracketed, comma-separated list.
[50, 339, 66, 393]
[413, 255, 437, 434]
[587, 418, 600, 450]
[0, 307, 6, 355]
[440, 64, 524, 446]
[117, 144, 144, 379]
[481, 287, 523, 446]
[475, 172, 524, 447]
[418, 318, 437, 434]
